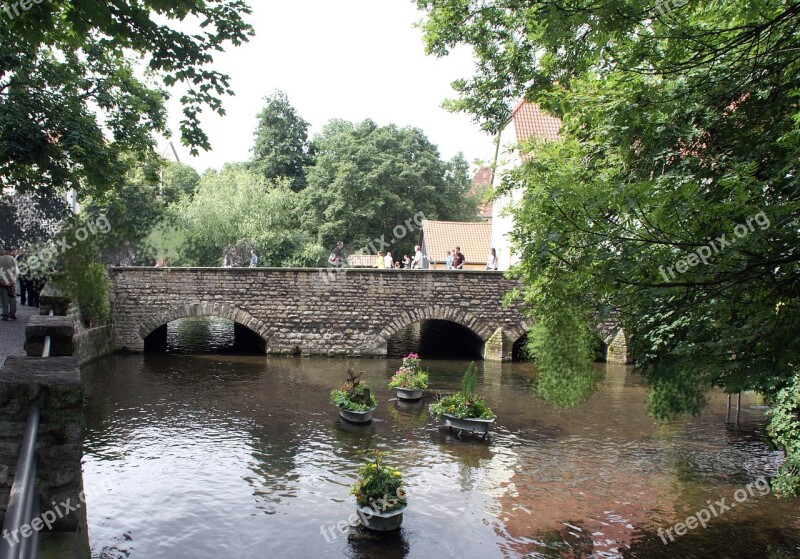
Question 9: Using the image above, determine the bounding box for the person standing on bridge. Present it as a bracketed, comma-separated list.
[328, 241, 345, 268]
[376, 251, 386, 269]
[412, 245, 423, 269]
[384, 251, 394, 269]
[0, 248, 18, 321]
[486, 248, 498, 270]
[452, 246, 465, 270]
[249, 250, 258, 268]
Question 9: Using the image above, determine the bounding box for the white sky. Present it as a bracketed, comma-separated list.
[161, 0, 496, 174]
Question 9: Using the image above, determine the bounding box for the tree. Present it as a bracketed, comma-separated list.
[160, 161, 201, 205]
[0, 191, 69, 249]
[176, 165, 323, 267]
[0, 1, 253, 199]
[300, 119, 478, 256]
[417, 1, 800, 493]
[82, 155, 173, 265]
[250, 90, 314, 190]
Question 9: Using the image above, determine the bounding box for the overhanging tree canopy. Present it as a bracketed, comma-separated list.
[0, 0, 253, 198]
[416, 0, 800, 493]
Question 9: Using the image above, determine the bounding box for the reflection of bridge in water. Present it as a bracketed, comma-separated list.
[111, 267, 629, 363]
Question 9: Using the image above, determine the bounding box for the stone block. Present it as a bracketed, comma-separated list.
[25, 315, 76, 357]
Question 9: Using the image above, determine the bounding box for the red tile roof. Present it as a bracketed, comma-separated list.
[470, 167, 493, 219]
[511, 100, 562, 142]
[419, 220, 492, 265]
[346, 254, 380, 268]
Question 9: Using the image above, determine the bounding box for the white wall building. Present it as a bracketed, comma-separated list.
[491, 100, 562, 270]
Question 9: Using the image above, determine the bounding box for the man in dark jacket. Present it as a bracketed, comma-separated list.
[451, 246, 466, 270]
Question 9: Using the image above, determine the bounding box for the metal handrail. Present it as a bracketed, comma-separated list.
[41, 308, 54, 358]
[0, 406, 41, 559]
[0, 309, 55, 558]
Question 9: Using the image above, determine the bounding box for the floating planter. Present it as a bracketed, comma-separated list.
[351, 451, 407, 532]
[331, 369, 377, 424]
[338, 407, 375, 423]
[429, 362, 496, 440]
[388, 353, 428, 401]
[395, 387, 424, 401]
[441, 414, 495, 437]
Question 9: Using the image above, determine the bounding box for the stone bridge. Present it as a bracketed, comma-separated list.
[110, 267, 630, 363]
[110, 267, 535, 361]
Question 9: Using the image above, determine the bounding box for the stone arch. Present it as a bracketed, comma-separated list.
[377, 306, 533, 358]
[379, 306, 493, 344]
[137, 301, 272, 347]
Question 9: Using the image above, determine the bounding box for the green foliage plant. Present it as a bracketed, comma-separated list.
[331, 369, 377, 412]
[1, 1, 253, 199]
[416, 0, 800, 494]
[527, 307, 599, 408]
[350, 451, 406, 512]
[429, 362, 494, 419]
[388, 353, 429, 390]
[766, 372, 800, 498]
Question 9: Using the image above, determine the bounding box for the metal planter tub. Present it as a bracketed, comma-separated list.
[358, 504, 406, 532]
[338, 407, 375, 424]
[395, 388, 424, 401]
[442, 414, 496, 439]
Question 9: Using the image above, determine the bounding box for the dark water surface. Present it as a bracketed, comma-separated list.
[81, 319, 800, 559]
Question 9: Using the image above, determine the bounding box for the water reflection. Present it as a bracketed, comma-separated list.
[80, 356, 800, 559]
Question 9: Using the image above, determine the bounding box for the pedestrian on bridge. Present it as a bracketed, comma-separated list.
[328, 241, 345, 268]
[0, 248, 18, 321]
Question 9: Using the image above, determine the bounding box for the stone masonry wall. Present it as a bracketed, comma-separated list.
[110, 268, 531, 360]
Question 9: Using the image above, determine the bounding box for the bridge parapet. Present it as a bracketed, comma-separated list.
[110, 267, 531, 361]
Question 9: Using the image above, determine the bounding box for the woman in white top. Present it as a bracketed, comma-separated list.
[486, 248, 498, 270]
[412, 245, 423, 269]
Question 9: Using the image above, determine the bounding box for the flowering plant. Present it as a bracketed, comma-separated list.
[429, 361, 494, 419]
[331, 369, 377, 412]
[388, 353, 429, 390]
[350, 451, 406, 512]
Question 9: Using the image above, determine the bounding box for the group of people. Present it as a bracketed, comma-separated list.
[223, 248, 259, 268]
[374, 245, 426, 269]
[327, 240, 499, 271]
[0, 246, 44, 322]
[443, 247, 498, 270]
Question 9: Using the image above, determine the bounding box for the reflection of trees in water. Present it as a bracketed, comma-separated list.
[144, 317, 265, 354]
[386, 400, 429, 429]
[526, 521, 594, 559]
[624, 519, 800, 559]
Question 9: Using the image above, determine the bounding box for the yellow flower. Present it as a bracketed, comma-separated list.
[393, 471, 402, 477]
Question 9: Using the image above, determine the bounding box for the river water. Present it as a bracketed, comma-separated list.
[81, 318, 800, 558]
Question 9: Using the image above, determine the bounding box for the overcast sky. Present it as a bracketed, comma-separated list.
[161, 0, 496, 174]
